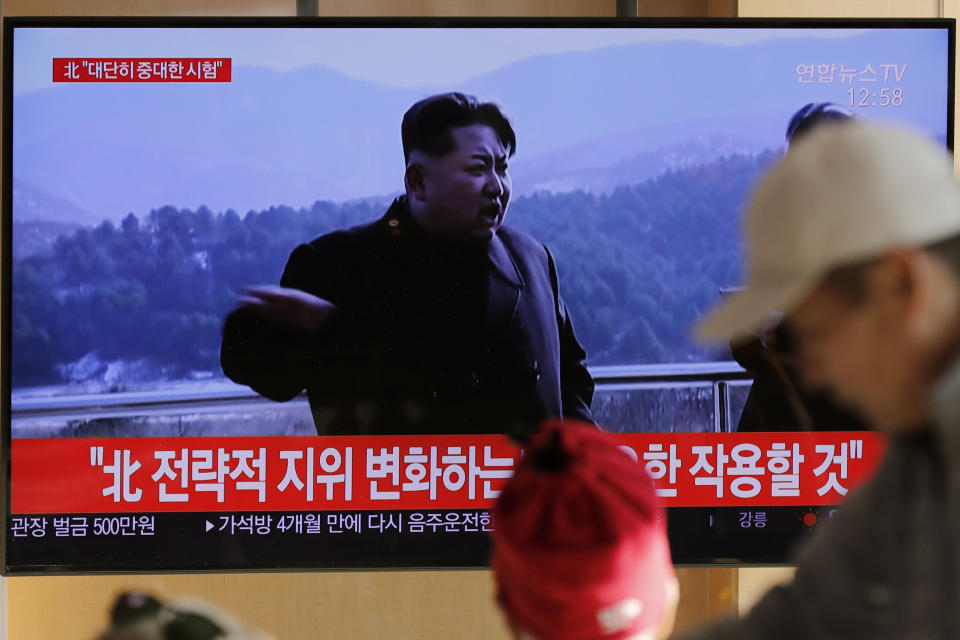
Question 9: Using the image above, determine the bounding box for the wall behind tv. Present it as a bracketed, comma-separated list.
[0, 1, 951, 639]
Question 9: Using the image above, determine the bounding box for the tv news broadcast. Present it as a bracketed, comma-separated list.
[3, 18, 952, 573]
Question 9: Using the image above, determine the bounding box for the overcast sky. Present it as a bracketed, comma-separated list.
[12, 26, 878, 95]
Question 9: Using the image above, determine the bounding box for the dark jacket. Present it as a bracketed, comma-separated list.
[733, 328, 866, 432]
[220, 197, 594, 437]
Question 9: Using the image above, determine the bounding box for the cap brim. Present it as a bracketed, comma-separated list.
[694, 272, 821, 343]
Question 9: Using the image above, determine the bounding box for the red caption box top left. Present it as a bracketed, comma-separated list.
[53, 58, 231, 82]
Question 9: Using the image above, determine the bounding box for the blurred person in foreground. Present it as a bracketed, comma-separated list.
[220, 92, 594, 439]
[490, 419, 678, 640]
[95, 591, 272, 640]
[686, 123, 960, 638]
[733, 101, 866, 432]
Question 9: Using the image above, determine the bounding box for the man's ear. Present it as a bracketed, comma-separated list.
[892, 248, 960, 344]
[405, 162, 427, 202]
[874, 249, 915, 300]
[862, 250, 916, 332]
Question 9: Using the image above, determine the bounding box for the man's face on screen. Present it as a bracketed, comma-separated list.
[407, 124, 511, 240]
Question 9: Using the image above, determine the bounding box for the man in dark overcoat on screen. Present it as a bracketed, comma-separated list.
[220, 92, 594, 438]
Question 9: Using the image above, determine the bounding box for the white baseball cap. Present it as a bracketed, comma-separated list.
[696, 123, 960, 342]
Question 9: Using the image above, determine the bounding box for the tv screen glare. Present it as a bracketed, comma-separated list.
[3, 17, 953, 573]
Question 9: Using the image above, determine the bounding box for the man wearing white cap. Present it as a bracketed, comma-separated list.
[685, 123, 960, 638]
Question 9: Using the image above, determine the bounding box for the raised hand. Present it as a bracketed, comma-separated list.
[236, 285, 337, 331]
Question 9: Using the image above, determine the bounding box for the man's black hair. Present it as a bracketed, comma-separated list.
[401, 92, 517, 163]
[785, 102, 855, 144]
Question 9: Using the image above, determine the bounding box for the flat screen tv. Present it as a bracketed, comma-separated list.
[3, 17, 953, 573]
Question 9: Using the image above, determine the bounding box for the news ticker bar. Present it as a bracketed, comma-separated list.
[5, 506, 835, 571]
[10, 432, 886, 513]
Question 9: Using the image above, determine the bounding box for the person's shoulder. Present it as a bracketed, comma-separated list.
[285, 198, 416, 275]
[797, 434, 932, 554]
[497, 224, 539, 246]
[302, 197, 407, 254]
[304, 217, 386, 253]
[497, 225, 549, 259]
[279, 216, 389, 277]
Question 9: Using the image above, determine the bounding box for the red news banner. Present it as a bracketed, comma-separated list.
[53, 58, 231, 83]
[11, 433, 886, 514]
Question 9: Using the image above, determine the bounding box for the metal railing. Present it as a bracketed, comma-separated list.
[11, 361, 753, 432]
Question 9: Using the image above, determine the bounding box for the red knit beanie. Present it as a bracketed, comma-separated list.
[491, 420, 674, 640]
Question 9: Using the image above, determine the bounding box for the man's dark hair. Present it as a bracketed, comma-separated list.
[785, 102, 855, 144]
[401, 92, 517, 163]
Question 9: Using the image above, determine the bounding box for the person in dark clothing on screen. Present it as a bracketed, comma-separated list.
[220, 92, 594, 438]
[784, 101, 857, 146]
[733, 102, 866, 432]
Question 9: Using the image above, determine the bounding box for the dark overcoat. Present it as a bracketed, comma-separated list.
[221, 197, 594, 437]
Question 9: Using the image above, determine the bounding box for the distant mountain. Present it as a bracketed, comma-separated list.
[461, 31, 946, 157]
[11, 151, 769, 388]
[13, 178, 99, 225]
[514, 129, 776, 195]
[12, 30, 948, 222]
[13, 221, 84, 260]
[14, 65, 415, 221]
[12, 180, 95, 257]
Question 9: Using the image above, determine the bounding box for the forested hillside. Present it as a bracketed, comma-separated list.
[12, 151, 774, 388]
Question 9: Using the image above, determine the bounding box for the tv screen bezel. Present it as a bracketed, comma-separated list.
[2, 15, 955, 575]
